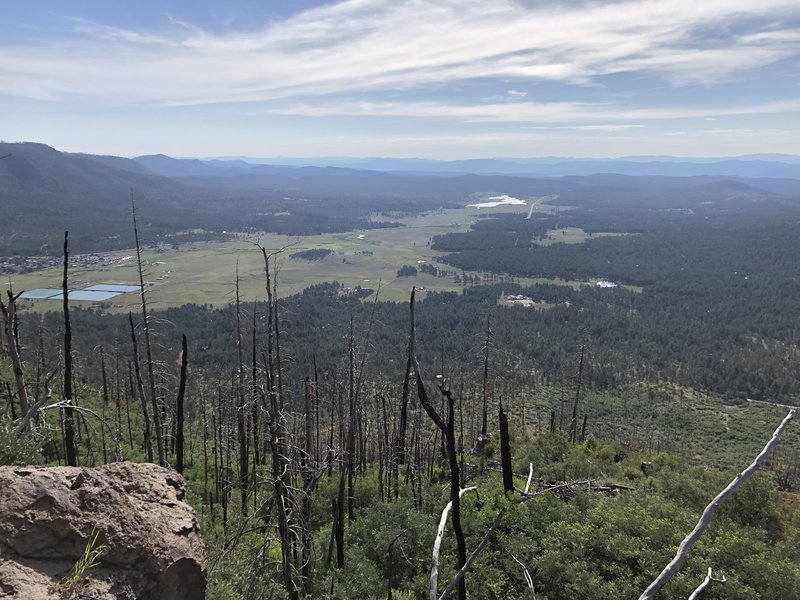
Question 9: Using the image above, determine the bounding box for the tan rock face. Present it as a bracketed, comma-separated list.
[0, 462, 206, 599]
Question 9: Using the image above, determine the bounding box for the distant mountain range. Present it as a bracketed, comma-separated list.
[200, 154, 800, 179]
[2, 141, 800, 257]
[3, 142, 798, 180]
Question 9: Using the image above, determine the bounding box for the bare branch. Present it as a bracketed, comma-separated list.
[688, 567, 726, 600]
[639, 408, 795, 600]
[524, 462, 534, 495]
[438, 508, 507, 600]
[16, 383, 53, 435]
[430, 486, 476, 600]
[509, 552, 536, 600]
[1, 291, 30, 416]
[388, 530, 408, 600]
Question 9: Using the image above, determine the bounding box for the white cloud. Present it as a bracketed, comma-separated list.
[571, 124, 645, 131]
[261, 97, 800, 124]
[1, 0, 799, 104]
[274, 126, 800, 157]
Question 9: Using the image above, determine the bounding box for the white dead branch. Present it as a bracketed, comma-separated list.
[438, 508, 506, 600]
[639, 408, 795, 600]
[15, 386, 52, 435]
[688, 567, 726, 599]
[430, 486, 476, 600]
[510, 552, 536, 599]
[524, 462, 534, 495]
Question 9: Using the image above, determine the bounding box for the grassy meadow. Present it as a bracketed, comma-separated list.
[7, 203, 617, 311]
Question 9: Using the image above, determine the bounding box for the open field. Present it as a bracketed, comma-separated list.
[5, 204, 635, 311]
[534, 227, 638, 246]
[5, 206, 478, 311]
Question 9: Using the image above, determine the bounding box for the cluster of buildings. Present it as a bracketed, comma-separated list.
[0, 253, 134, 275]
[504, 294, 536, 307]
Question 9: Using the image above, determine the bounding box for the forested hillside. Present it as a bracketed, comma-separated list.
[2, 282, 799, 598]
[1, 143, 567, 258]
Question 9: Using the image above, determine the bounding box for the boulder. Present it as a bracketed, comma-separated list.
[0, 462, 206, 599]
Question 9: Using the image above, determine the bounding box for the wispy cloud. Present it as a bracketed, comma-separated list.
[571, 124, 645, 131]
[261, 98, 800, 124]
[68, 19, 176, 46]
[1, 0, 799, 105]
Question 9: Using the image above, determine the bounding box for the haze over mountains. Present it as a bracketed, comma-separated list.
[4, 141, 800, 181]
[200, 154, 800, 179]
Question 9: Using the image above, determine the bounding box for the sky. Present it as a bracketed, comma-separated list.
[1, 0, 799, 159]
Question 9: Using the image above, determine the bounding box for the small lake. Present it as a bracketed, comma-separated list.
[21, 283, 139, 302]
[467, 195, 527, 208]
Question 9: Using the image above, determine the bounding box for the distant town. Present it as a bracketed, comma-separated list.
[0, 252, 134, 276]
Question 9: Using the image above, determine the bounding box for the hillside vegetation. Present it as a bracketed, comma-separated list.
[2, 146, 800, 598]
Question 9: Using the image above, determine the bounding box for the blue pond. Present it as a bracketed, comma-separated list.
[21, 283, 138, 302]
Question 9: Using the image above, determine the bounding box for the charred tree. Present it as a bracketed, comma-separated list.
[128, 312, 153, 463]
[100, 346, 123, 461]
[393, 306, 415, 500]
[313, 355, 321, 464]
[131, 198, 165, 466]
[499, 399, 514, 494]
[256, 242, 297, 597]
[347, 315, 356, 524]
[409, 289, 467, 600]
[266, 385, 298, 599]
[301, 376, 315, 593]
[251, 307, 260, 469]
[175, 334, 188, 474]
[480, 313, 491, 438]
[61, 231, 77, 467]
[235, 268, 249, 516]
[0, 290, 29, 418]
[570, 337, 587, 444]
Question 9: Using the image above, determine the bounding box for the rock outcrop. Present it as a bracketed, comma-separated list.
[0, 462, 206, 599]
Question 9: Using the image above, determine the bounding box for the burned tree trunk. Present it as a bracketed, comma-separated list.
[570, 338, 586, 444]
[347, 315, 356, 525]
[499, 400, 514, 494]
[313, 355, 321, 464]
[251, 307, 261, 469]
[393, 314, 415, 500]
[256, 242, 298, 598]
[0, 290, 29, 418]
[131, 198, 165, 467]
[438, 508, 507, 600]
[480, 313, 491, 438]
[235, 268, 249, 516]
[128, 312, 153, 463]
[175, 334, 188, 474]
[100, 346, 123, 461]
[267, 388, 298, 599]
[61, 231, 77, 467]
[302, 376, 315, 593]
[408, 289, 467, 600]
